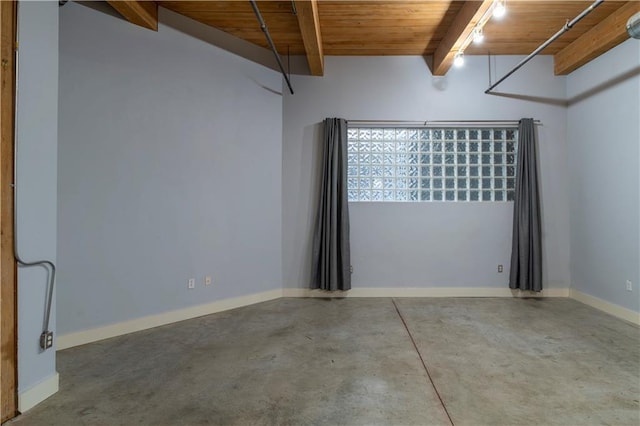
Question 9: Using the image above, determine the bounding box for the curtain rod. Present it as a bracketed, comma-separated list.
[347, 119, 541, 126]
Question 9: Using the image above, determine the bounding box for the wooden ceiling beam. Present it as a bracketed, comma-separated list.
[554, 1, 640, 75]
[107, 0, 158, 31]
[431, 0, 494, 76]
[293, 0, 324, 76]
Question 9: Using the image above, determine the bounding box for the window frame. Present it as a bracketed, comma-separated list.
[346, 125, 518, 203]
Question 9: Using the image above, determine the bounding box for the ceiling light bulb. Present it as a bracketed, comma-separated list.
[473, 27, 484, 44]
[453, 51, 464, 68]
[493, 0, 506, 19]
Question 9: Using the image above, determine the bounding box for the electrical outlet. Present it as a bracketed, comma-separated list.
[350, 265, 353, 274]
[40, 331, 54, 350]
[188, 278, 195, 289]
[205, 276, 212, 286]
[626, 280, 632, 292]
[498, 264, 503, 273]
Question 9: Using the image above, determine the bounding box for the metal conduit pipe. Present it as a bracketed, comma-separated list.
[249, 0, 295, 94]
[14, 2, 56, 351]
[485, 0, 604, 94]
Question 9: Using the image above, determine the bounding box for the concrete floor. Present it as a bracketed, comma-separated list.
[10, 298, 640, 426]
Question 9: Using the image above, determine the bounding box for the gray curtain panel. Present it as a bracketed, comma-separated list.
[311, 118, 351, 291]
[509, 118, 542, 292]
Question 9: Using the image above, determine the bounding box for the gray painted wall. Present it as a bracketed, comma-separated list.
[56, 0, 638, 346]
[16, 0, 58, 393]
[57, 2, 283, 335]
[282, 55, 570, 290]
[567, 39, 640, 313]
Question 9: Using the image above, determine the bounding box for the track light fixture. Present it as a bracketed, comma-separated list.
[473, 27, 484, 44]
[453, 0, 507, 71]
[493, 0, 506, 19]
[453, 51, 465, 67]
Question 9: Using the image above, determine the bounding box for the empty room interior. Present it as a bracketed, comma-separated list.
[1, 0, 639, 425]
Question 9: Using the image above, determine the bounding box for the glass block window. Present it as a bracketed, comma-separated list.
[347, 127, 518, 202]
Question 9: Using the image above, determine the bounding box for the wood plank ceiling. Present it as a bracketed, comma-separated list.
[109, 1, 639, 77]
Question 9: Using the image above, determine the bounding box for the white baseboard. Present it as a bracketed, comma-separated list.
[58, 286, 599, 351]
[283, 287, 570, 298]
[57, 289, 283, 350]
[570, 289, 640, 325]
[18, 373, 59, 413]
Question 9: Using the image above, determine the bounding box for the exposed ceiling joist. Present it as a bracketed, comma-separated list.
[293, 0, 324, 76]
[554, 1, 640, 75]
[123, 1, 631, 76]
[431, 0, 494, 76]
[107, 0, 158, 31]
